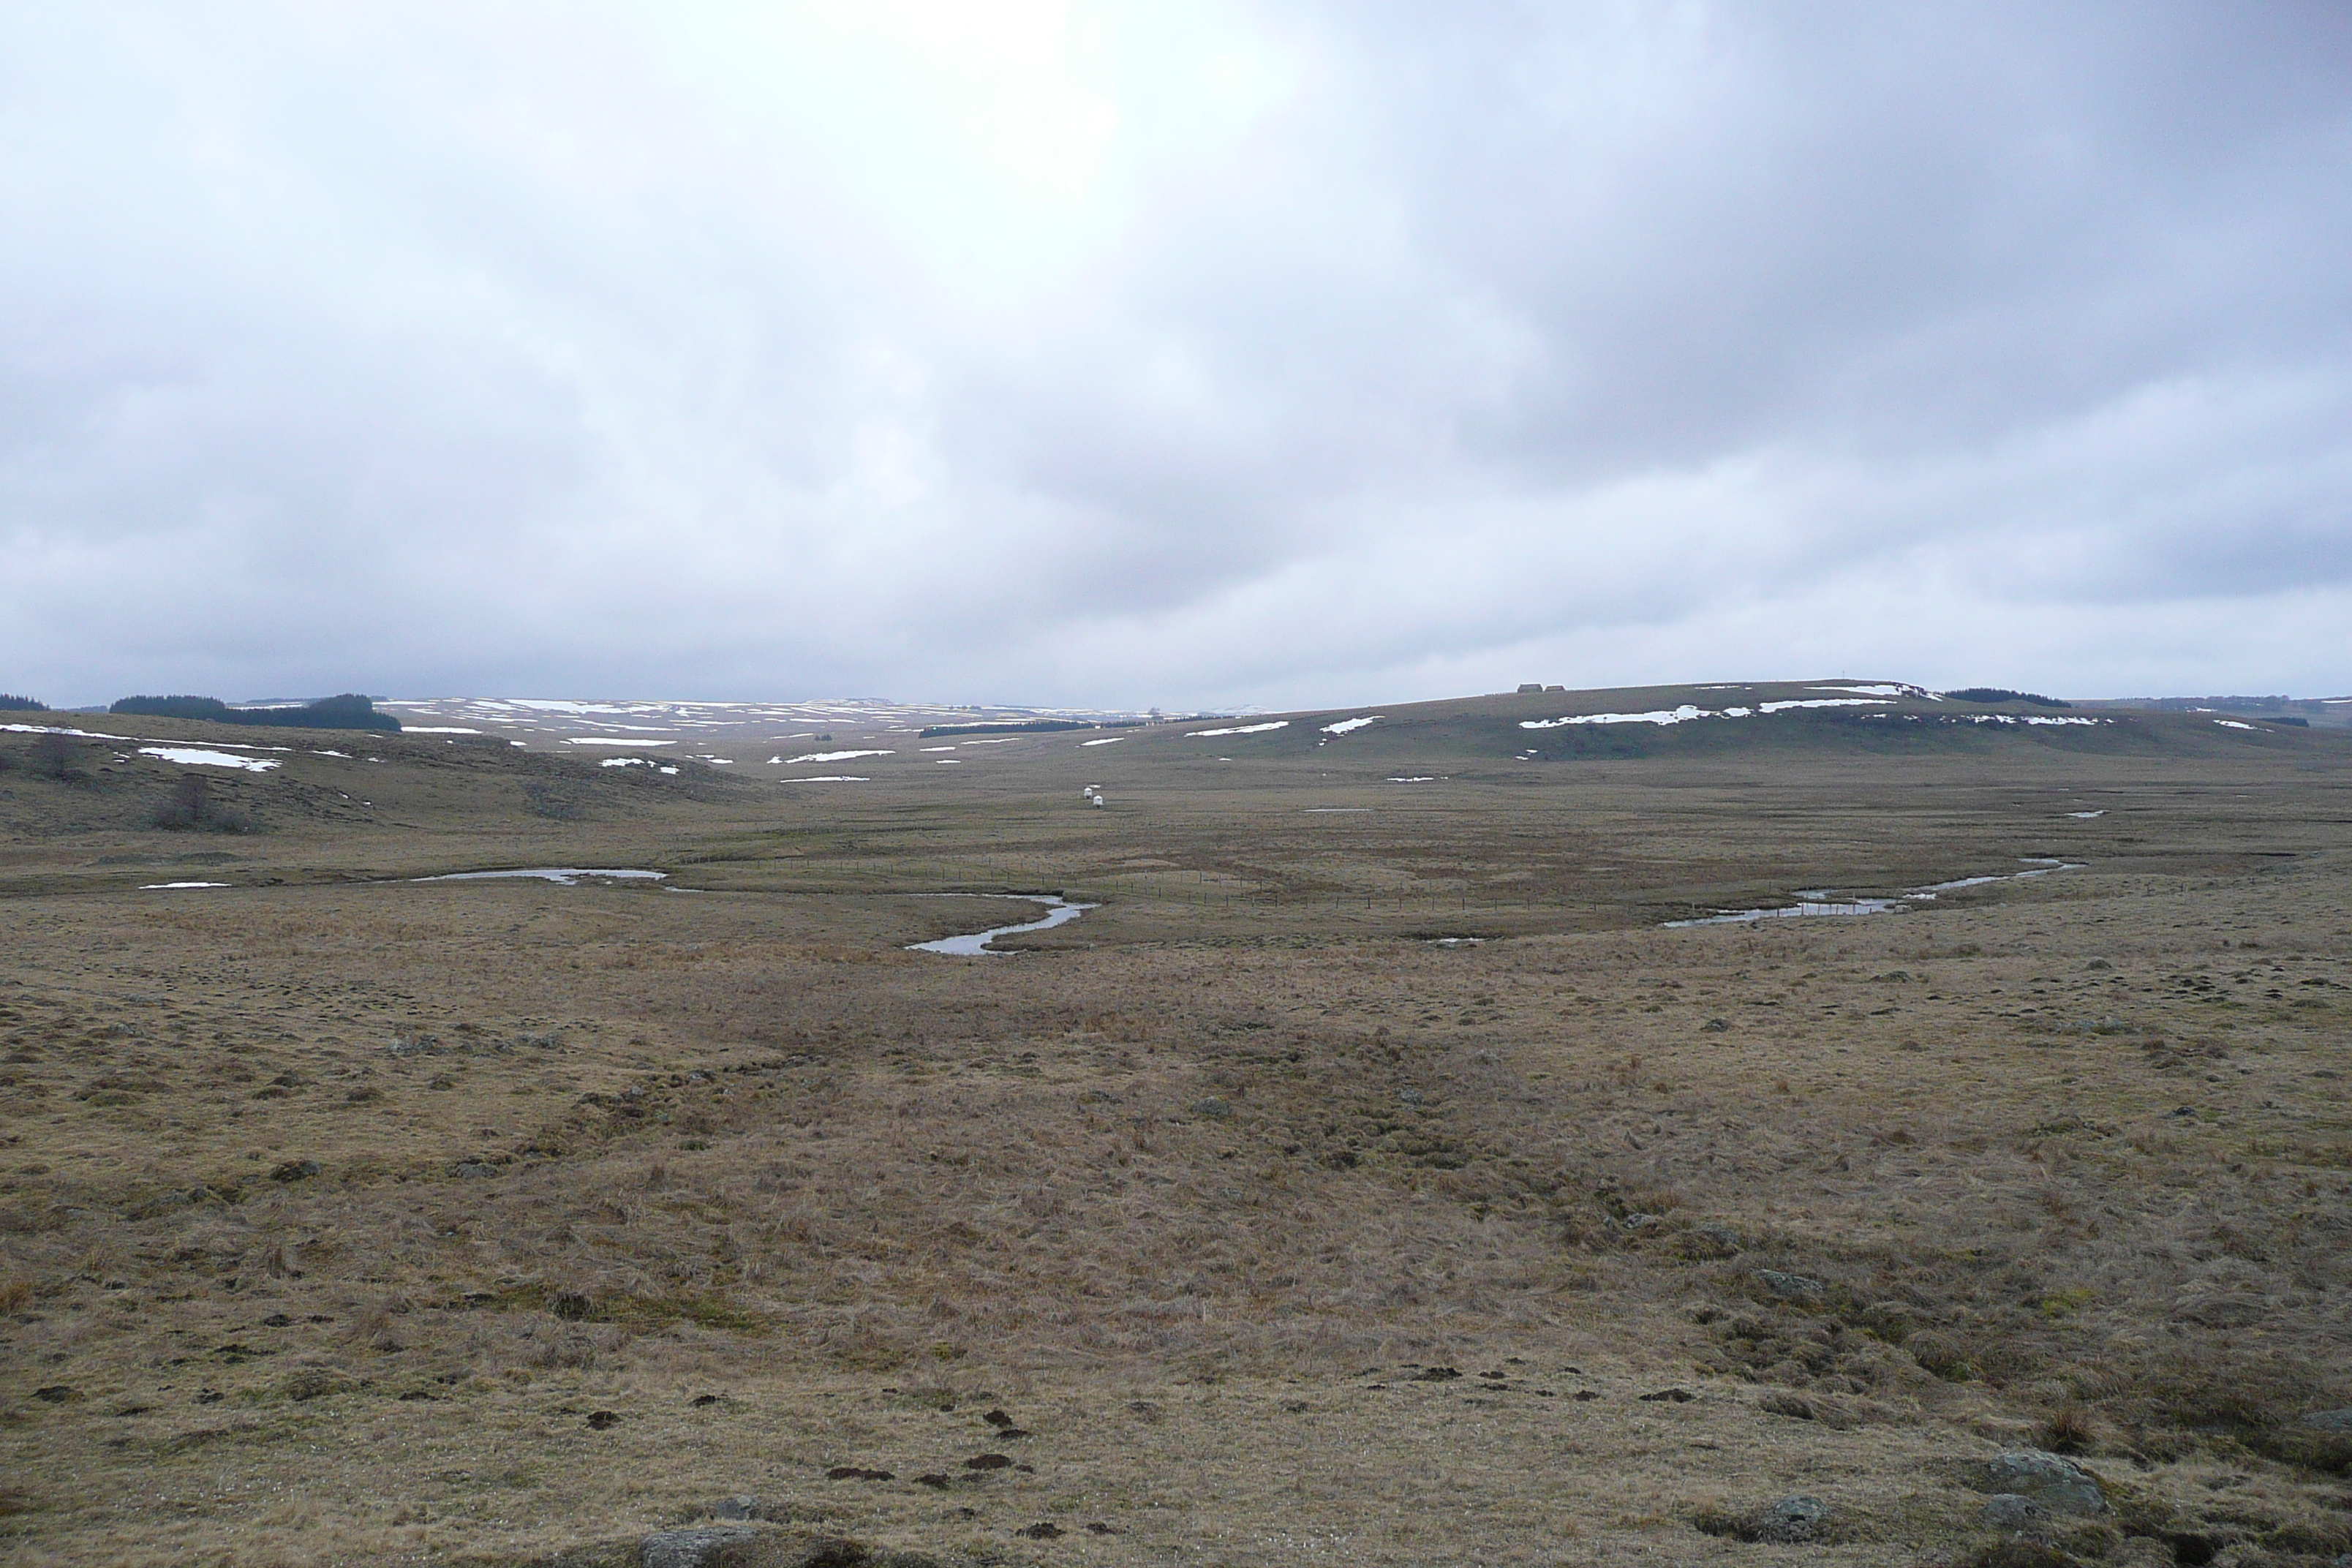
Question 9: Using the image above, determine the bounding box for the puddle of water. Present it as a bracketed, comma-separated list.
[910, 894, 1096, 956]
[1667, 860, 2084, 927]
[412, 867, 668, 885]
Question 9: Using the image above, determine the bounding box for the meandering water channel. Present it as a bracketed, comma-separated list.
[1665, 859, 2083, 927]
[908, 894, 1096, 955]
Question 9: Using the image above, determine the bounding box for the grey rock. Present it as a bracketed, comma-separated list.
[1751, 1495, 1827, 1543]
[641, 1527, 768, 1568]
[709, 1497, 761, 1520]
[1187, 1098, 1234, 1120]
[642, 1529, 870, 1568]
[1986, 1450, 2106, 1516]
[1754, 1268, 1823, 1300]
[1983, 1493, 2046, 1529]
[2300, 1408, 2352, 1431]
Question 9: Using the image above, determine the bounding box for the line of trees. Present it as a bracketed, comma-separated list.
[1944, 687, 2070, 708]
[109, 693, 400, 731]
[0, 693, 45, 711]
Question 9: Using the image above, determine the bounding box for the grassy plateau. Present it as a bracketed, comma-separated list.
[0, 681, 2347, 1567]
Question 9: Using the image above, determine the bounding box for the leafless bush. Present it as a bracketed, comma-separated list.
[151, 774, 251, 832]
[28, 733, 80, 781]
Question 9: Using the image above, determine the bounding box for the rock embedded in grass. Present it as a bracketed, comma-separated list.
[1753, 1267, 1824, 1300]
[1752, 1496, 1827, 1543]
[638, 1525, 769, 1567]
[1695, 1494, 1828, 1544]
[1986, 1450, 2106, 1515]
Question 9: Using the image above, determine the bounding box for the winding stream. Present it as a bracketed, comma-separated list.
[910, 894, 1096, 955]
[1666, 859, 2083, 927]
[410, 867, 670, 885]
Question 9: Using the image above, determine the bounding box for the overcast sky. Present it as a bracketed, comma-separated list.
[5, 2, 2349, 709]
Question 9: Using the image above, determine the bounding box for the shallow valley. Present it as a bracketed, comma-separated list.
[1, 689, 2348, 1567]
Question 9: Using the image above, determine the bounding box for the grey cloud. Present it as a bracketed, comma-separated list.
[3, 2, 2349, 708]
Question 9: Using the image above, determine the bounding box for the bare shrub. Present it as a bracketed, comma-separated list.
[28, 733, 80, 782]
[151, 774, 252, 832]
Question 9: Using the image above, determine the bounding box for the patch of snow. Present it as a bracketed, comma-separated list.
[1523, 705, 1707, 728]
[1305, 807, 1370, 813]
[785, 749, 893, 763]
[2066, 810, 2106, 818]
[312, 750, 350, 758]
[565, 737, 676, 747]
[1754, 698, 1893, 714]
[1080, 736, 1125, 746]
[600, 757, 654, 768]
[2214, 719, 2256, 730]
[2020, 715, 2105, 727]
[1387, 776, 1439, 783]
[1321, 716, 1381, 734]
[935, 758, 962, 764]
[403, 726, 482, 734]
[1809, 683, 1929, 699]
[782, 775, 870, 782]
[920, 745, 957, 752]
[1187, 720, 1289, 736]
[140, 881, 229, 889]
[137, 747, 281, 772]
[505, 701, 644, 715]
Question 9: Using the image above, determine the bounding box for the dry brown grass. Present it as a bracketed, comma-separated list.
[1, 723, 2348, 1565]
